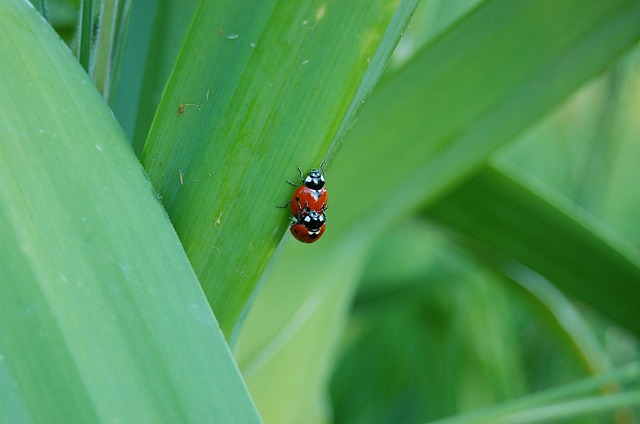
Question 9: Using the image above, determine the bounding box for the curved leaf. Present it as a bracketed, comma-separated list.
[0, 1, 259, 421]
[425, 165, 640, 336]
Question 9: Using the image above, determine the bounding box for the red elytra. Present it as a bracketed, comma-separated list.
[290, 222, 326, 243]
[290, 185, 327, 217]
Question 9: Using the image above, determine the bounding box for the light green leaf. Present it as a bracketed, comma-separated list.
[329, 0, 640, 238]
[0, 1, 259, 421]
[237, 242, 366, 423]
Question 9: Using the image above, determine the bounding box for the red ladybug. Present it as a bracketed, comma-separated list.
[280, 162, 328, 243]
[284, 162, 328, 216]
[290, 209, 326, 243]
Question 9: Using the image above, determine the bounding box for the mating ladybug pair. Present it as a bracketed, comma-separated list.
[280, 161, 327, 243]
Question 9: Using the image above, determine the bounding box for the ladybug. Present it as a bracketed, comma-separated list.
[290, 209, 326, 243]
[279, 161, 328, 243]
[284, 161, 328, 216]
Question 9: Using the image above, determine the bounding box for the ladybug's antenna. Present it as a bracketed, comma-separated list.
[320, 160, 326, 176]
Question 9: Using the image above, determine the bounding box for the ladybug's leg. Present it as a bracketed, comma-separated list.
[297, 165, 304, 182]
[277, 200, 291, 208]
[320, 160, 326, 176]
[295, 200, 305, 218]
[286, 180, 300, 187]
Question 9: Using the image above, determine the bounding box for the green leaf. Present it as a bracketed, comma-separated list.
[425, 165, 640, 336]
[78, 0, 91, 70]
[0, 1, 259, 421]
[236, 242, 367, 423]
[329, 0, 640, 238]
[91, 0, 122, 95]
[141, 0, 416, 336]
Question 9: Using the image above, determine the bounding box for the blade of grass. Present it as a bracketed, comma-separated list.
[494, 392, 640, 424]
[425, 165, 640, 336]
[430, 362, 640, 424]
[0, 1, 259, 421]
[92, 0, 122, 96]
[501, 269, 609, 377]
[142, 0, 417, 337]
[78, 0, 92, 71]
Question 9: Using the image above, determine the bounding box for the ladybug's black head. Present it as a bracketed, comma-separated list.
[302, 210, 326, 231]
[304, 169, 325, 190]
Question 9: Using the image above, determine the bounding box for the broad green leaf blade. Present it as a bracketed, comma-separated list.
[142, 0, 414, 336]
[0, 1, 259, 422]
[329, 0, 640, 239]
[425, 165, 640, 336]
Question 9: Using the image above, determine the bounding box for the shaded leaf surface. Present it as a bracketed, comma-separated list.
[425, 165, 640, 336]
